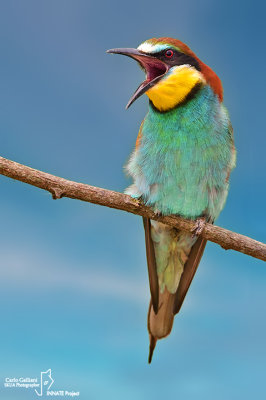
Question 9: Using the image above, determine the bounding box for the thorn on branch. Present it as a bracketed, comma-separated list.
[50, 187, 64, 200]
[221, 244, 231, 251]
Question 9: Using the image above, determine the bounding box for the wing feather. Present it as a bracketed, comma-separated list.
[173, 236, 207, 315]
[143, 217, 159, 314]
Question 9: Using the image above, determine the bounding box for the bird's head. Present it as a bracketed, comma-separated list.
[107, 37, 223, 112]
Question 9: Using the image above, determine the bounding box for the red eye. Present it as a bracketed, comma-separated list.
[165, 49, 174, 58]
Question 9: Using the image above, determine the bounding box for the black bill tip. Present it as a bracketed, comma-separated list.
[107, 47, 168, 109]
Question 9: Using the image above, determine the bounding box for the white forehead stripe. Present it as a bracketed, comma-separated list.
[137, 42, 171, 54]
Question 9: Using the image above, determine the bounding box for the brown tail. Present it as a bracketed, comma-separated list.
[143, 217, 208, 363]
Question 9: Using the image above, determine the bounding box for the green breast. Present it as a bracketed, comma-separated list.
[127, 85, 235, 220]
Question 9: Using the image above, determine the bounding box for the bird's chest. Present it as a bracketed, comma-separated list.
[130, 95, 231, 218]
[139, 116, 219, 194]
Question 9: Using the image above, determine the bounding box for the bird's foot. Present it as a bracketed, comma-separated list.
[153, 208, 162, 218]
[132, 196, 142, 204]
[192, 217, 207, 238]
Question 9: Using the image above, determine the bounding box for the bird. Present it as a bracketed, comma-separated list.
[107, 37, 236, 363]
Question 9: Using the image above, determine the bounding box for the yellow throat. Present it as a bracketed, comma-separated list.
[146, 64, 205, 112]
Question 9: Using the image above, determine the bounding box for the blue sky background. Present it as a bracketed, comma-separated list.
[0, 1, 265, 399]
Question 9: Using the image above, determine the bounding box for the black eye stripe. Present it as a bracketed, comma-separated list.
[150, 48, 201, 71]
[151, 48, 177, 57]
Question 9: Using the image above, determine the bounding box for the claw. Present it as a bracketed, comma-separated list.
[153, 208, 162, 218]
[192, 217, 206, 238]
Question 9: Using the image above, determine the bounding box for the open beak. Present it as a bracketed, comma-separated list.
[107, 48, 168, 109]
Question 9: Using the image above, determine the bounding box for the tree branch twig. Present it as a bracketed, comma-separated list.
[0, 156, 265, 262]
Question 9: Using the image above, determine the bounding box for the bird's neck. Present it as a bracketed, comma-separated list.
[146, 65, 206, 112]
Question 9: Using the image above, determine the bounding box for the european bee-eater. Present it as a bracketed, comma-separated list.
[107, 37, 236, 363]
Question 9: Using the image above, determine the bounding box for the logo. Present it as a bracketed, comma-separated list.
[35, 369, 54, 396]
[3, 369, 79, 397]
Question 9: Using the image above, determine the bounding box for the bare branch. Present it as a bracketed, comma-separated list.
[0, 156, 265, 262]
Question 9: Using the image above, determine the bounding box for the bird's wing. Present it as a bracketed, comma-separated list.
[173, 236, 207, 315]
[143, 217, 159, 314]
